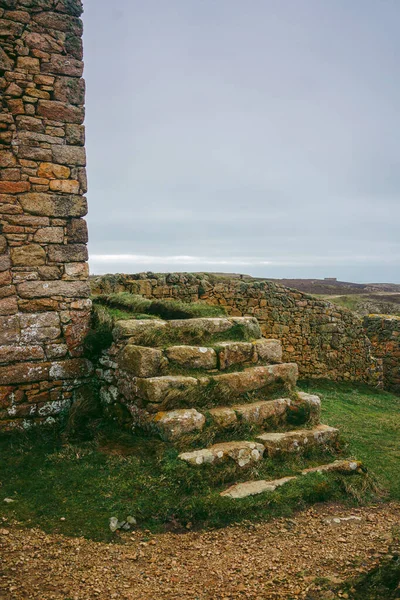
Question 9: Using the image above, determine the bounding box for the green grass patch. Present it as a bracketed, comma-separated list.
[299, 379, 400, 499]
[0, 381, 398, 542]
[94, 292, 227, 320]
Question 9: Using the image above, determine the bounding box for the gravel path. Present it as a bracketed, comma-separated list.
[1, 502, 399, 600]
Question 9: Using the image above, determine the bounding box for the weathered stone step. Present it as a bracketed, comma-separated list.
[149, 393, 321, 440]
[118, 338, 282, 378]
[256, 424, 339, 457]
[130, 363, 298, 410]
[179, 440, 265, 467]
[220, 460, 364, 499]
[113, 316, 261, 346]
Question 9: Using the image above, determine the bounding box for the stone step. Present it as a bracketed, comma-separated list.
[221, 476, 296, 499]
[146, 392, 321, 440]
[256, 424, 339, 457]
[130, 363, 298, 410]
[179, 440, 265, 467]
[118, 338, 283, 378]
[113, 316, 262, 346]
[220, 459, 364, 499]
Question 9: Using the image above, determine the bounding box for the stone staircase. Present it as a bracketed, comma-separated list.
[98, 315, 363, 499]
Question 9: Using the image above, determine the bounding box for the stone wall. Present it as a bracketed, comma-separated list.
[91, 273, 383, 386]
[364, 315, 400, 394]
[0, 0, 92, 431]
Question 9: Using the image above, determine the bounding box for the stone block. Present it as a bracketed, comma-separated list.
[66, 218, 88, 243]
[32, 11, 83, 35]
[49, 358, 93, 380]
[113, 319, 167, 343]
[52, 145, 86, 166]
[37, 266, 62, 280]
[218, 341, 255, 370]
[253, 338, 282, 363]
[17, 56, 40, 73]
[0, 181, 30, 194]
[65, 123, 85, 145]
[257, 425, 339, 457]
[37, 162, 70, 179]
[7, 99, 25, 115]
[0, 345, 45, 364]
[63, 262, 89, 279]
[53, 76, 85, 105]
[208, 406, 237, 428]
[0, 256, 11, 272]
[136, 375, 198, 404]
[152, 408, 205, 440]
[165, 345, 217, 369]
[0, 315, 19, 344]
[221, 476, 296, 499]
[37, 100, 84, 124]
[211, 363, 298, 396]
[0, 46, 13, 71]
[34, 227, 64, 244]
[62, 309, 91, 355]
[0, 361, 50, 385]
[179, 440, 264, 468]
[19, 192, 87, 217]
[42, 54, 83, 77]
[233, 398, 290, 425]
[49, 179, 80, 194]
[47, 243, 88, 263]
[119, 345, 164, 377]
[10, 244, 46, 266]
[0, 296, 18, 316]
[18, 280, 90, 299]
[20, 311, 60, 343]
[17, 146, 53, 162]
[0, 151, 17, 168]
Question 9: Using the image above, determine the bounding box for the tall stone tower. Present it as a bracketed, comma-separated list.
[0, 0, 92, 430]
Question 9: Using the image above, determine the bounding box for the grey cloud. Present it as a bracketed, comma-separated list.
[83, 0, 400, 282]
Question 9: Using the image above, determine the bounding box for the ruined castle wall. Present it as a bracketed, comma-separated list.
[0, 0, 92, 431]
[364, 315, 400, 394]
[91, 273, 382, 386]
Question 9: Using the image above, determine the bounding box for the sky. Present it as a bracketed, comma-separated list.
[82, 0, 400, 283]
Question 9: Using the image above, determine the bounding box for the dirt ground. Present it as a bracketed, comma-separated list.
[1, 502, 399, 600]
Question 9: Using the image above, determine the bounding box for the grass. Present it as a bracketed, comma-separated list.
[0, 381, 399, 542]
[94, 292, 227, 320]
[299, 379, 400, 498]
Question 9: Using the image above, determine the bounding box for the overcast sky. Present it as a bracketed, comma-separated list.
[83, 0, 400, 283]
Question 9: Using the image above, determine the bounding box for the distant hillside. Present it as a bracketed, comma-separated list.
[265, 278, 400, 295]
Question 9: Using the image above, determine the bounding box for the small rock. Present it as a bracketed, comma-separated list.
[0, 528, 9, 535]
[109, 517, 119, 532]
[4, 498, 15, 504]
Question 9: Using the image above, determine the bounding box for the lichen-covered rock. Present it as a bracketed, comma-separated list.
[165, 345, 217, 369]
[211, 363, 298, 396]
[257, 424, 339, 457]
[232, 398, 291, 425]
[136, 375, 198, 404]
[221, 476, 296, 499]
[113, 319, 167, 343]
[179, 440, 264, 467]
[253, 338, 282, 363]
[217, 341, 255, 369]
[152, 408, 205, 440]
[208, 406, 237, 428]
[119, 345, 164, 378]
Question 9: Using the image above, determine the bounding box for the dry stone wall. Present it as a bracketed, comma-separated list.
[0, 0, 92, 431]
[364, 315, 400, 394]
[91, 273, 383, 386]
